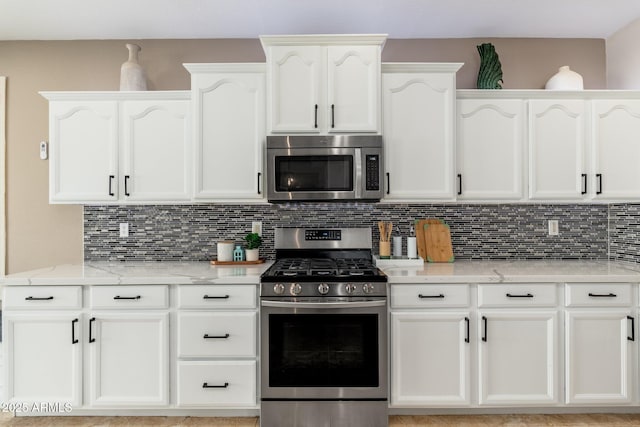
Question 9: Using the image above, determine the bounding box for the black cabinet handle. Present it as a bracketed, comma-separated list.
[506, 293, 534, 298]
[418, 293, 445, 299]
[314, 104, 318, 129]
[113, 295, 141, 300]
[331, 104, 335, 128]
[482, 316, 487, 342]
[386, 173, 390, 195]
[203, 294, 230, 299]
[108, 175, 115, 196]
[203, 382, 229, 389]
[581, 174, 587, 195]
[203, 333, 230, 339]
[457, 174, 462, 195]
[257, 172, 262, 195]
[72, 318, 79, 344]
[124, 175, 130, 196]
[464, 317, 470, 343]
[89, 317, 96, 343]
[628, 316, 635, 342]
[588, 292, 617, 298]
[25, 296, 54, 301]
[596, 173, 603, 194]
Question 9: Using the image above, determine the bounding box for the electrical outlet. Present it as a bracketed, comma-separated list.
[548, 220, 559, 236]
[252, 221, 262, 236]
[119, 223, 129, 238]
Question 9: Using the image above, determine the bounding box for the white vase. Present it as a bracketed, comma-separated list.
[545, 65, 583, 90]
[245, 248, 259, 262]
[120, 43, 147, 91]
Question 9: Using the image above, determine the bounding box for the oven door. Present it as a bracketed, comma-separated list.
[260, 298, 387, 400]
[266, 147, 360, 201]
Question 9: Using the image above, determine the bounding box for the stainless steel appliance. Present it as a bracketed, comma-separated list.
[260, 228, 388, 427]
[266, 135, 384, 202]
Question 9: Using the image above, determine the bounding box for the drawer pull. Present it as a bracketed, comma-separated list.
[506, 293, 534, 298]
[204, 333, 230, 339]
[588, 292, 617, 298]
[25, 296, 54, 301]
[203, 295, 230, 300]
[113, 295, 141, 300]
[418, 293, 445, 299]
[203, 382, 229, 389]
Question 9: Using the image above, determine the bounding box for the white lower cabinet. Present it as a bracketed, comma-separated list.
[177, 361, 257, 407]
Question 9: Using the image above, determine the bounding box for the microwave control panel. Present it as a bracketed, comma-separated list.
[365, 155, 380, 191]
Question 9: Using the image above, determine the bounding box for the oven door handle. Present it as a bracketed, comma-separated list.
[261, 300, 386, 309]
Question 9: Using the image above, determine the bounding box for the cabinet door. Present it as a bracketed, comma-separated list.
[121, 100, 190, 201]
[88, 312, 169, 406]
[328, 45, 379, 133]
[382, 73, 455, 200]
[391, 312, 470, 406]
[565, 310, 634, 404]
[529, 100, 588, 200]
[4, 313, 82, 406]
[267, 46, 322, 133]
[592, 100, 640, 199]
[478, 311, 558, 405]
[457, 99, 524, 200]
[194, 72, 265, 200]
[49, 101, 118, 202]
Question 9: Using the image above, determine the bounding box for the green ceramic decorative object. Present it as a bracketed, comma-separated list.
[476, 43, 503, 89]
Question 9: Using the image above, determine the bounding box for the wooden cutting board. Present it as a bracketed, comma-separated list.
[424, 222, 454, 263]
[415, 218, 442, 261]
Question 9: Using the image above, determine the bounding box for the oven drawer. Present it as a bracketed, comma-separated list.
[478, 283, 557, 307]
[391, 284, 469, 308]
[177, 361, 257, 407]
[4, 286, 82, 310]
[177, 285, 257, 309]
[89, 285, 168, 309]
[566, 283, 632, 307]
[177, 312, 257, 357]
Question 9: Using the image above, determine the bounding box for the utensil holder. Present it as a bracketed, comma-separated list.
[379, 241, 391, 258]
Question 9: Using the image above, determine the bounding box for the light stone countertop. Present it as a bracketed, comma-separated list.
[2, 259, 640, 286]
[0, 261, 273, 286]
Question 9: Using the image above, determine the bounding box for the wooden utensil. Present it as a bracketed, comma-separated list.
[424, 222, 454, 263]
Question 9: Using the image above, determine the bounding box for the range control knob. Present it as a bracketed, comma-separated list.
[363, 283, 375, 294]
[290, 283, 302, 296]
[273, 284, 285, 295]
[345, 283, 357, 294]
[318, 283, 330, 295]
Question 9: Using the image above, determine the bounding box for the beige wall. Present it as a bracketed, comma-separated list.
[0, 38, 606, 273]
[607, 18, 640, 89]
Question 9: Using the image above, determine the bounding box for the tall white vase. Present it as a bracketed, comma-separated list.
[545, 65, 583, 90]
[120, 44, 147, 91]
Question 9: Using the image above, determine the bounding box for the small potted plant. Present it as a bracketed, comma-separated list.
[244, 232, 262, 262]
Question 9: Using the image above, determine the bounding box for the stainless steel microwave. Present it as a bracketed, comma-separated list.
[266, 135, 384, 202]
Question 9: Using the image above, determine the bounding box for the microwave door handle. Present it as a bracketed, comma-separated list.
[354, 148, 362, 199]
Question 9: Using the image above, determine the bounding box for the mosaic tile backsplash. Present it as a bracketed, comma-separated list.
[84, 203, 611, 262]
[609, 203, 640, 264]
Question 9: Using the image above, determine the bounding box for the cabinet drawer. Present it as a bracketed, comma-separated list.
[177, 361, 257, 407]
[566, 283, 632, 307]
[391, 284, 469, 308]
[89, 285, 168, 309]
[3, 286, 82, 310]
[178, 312, 257, 357]
[178, 285, 257, 309]
[478, 284, 557, 307]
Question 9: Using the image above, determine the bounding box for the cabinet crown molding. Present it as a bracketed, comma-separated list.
[39, 91, 190, 101]
[184, 63, 266, 74]
[260, 34, 387, 51]
[457, 89, 640, 99]
[382, 63, 464, 73]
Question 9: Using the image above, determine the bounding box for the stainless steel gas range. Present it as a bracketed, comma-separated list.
[259, 227, 388, 427]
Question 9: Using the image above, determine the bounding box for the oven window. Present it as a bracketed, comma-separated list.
[269, 314, 378, 387]
[274, 155, 353, 192]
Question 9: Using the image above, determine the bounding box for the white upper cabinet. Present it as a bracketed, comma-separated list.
[592, 99, 640, 200]
[186, 64, 266, 201]
[42, 92, 191, 204]
[262, 35, 386, 134]
[382, 63, 461, 201]
[456, 96, 525, 200]
[529, 99, 588, 200]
